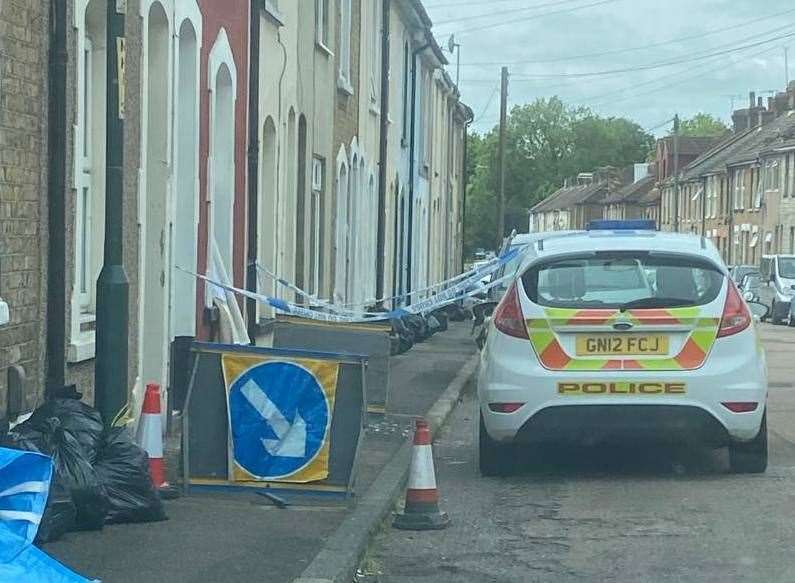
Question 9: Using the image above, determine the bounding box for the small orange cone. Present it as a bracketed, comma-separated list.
[393, 418, 450, 530]
[136, 383, 169, 490]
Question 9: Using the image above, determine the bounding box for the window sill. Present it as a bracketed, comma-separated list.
[68, 331, 96, 363]
[337, 76, 354, 96]
[316, 41, 333, 58]
[263, 2, 285, 27]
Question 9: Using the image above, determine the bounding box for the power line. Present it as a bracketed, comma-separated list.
[506, 29, 795, 79]
[577, 39, 785, 106]
[433, 0, 599, 26]
[587, 43, 785, 110]
[425, 0, 563, 8]
[474, 83, 500, 122]
[457, 6, 795, 67]
[643, 118, 676, 134]
[448, 0, 623, 35]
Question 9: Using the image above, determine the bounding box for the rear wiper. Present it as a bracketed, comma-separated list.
[619, 297, 694, 311]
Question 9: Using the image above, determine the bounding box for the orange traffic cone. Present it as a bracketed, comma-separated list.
[136, 383, 170, 491]
[393, 418, 450, 530]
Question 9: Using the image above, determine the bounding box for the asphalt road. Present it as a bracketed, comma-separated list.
[361, 323, 795, 583]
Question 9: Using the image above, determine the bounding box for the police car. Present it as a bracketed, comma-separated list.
[477, 220, 770, 476]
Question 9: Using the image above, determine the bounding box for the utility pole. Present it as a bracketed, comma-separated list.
[95, 0, 129, 426]
[672, 114, 680, 233]
[497, 66, 508, 248]
[786, 47, 790, 87]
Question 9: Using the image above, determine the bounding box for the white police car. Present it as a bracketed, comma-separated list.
[477, 220, 770, 476]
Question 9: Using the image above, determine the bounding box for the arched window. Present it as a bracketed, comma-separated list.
[259, 117, 278, 307]
[173, 18, 200, 336]
[334, 148, 349, 302]
[208, 29, 237, 283]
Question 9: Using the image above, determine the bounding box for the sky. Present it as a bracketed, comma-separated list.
[423, 0, 795, 136]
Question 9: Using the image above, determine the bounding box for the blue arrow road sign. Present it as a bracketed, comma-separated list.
[228, 361, 330, 480]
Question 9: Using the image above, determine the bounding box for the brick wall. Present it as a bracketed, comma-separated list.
[0, 0, 49, 417]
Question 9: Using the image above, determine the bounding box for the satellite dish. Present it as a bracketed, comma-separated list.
[447, 35, 456, 53]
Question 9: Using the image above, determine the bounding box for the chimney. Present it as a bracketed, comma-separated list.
[757, 96, 764, 108]
[733, 108, 750, 132]
[750, 91, 756, 108]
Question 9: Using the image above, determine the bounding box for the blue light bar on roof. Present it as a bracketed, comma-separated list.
[587, 219, 657, 231]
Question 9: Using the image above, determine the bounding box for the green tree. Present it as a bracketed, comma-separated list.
[464, 97, 653, 257]
[678, 113, 730, 137]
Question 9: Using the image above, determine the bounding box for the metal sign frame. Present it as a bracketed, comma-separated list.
[181, 342, 367, 497]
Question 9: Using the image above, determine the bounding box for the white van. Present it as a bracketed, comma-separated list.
[758, 255, 795, 324]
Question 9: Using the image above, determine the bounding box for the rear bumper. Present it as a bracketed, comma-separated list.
[478, 324, 768, 445]
[512, 405, 731, 446]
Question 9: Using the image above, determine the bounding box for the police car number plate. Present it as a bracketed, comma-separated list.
[575, 334, 668, 356]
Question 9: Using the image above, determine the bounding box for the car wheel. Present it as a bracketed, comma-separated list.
[772, 301, 786, 325]
[729, 412, 768, 474]
[478, 413, 516, 477]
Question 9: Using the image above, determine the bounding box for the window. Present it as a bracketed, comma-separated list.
[369, 0, 381, 108]
[764, 159, 780, 194]
[522, 253, 723, 310]
[706, 176, 718, 219]
[338, 0, 352, 92]
[401, 41, 410, 145]
[788, 153, 795, 197]
[733, 168, 746, 210]
[310, 156, 325, 296]
[315, 0, 330, 50]
[71, 0, 108, 362]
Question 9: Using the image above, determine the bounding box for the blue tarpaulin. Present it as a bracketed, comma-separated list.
[0, 447, 97, 582]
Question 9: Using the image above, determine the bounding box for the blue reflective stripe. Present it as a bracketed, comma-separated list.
[588, 219, 656, 231]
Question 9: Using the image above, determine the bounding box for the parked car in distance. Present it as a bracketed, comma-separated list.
[758, 255, 795, 325]
[730, 265, 759, 285]
[739, 272, 762, 303]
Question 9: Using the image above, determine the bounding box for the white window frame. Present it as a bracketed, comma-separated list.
[315, 0, 331, 54]
[369, 0, 381, 110]
[733, 168, 746, 210]
[338, 0, 353, 94]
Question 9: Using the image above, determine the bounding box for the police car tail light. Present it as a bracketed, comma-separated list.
[721, 402, 758, 413]
[489, 403, 525, 413]
[493, 282, 529, 340]
[717, 280, 751, 339]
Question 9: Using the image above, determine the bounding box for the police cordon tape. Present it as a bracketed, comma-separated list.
[254, 244, 527, 315]
[180, 262, 520, 324]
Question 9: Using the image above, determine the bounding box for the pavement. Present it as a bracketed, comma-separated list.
[359, 322, 795, 583]
[42, 321, 479, 583]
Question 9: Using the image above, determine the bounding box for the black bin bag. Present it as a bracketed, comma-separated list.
[95, 427, 167, 524]
[27, 398, 104, 464]
[1, 425, 78, 543]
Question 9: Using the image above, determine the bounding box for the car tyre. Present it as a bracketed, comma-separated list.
[729, 412, 768, 474]
[479, 413, 516, 477]
[771, 301, 785, 325]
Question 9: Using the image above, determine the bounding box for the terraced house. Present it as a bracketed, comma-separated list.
[0, 0, 469, 425]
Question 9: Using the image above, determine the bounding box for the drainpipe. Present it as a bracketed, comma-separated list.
[46, 0, 68, 389]
[728, 169, 735, 265]
[406, 41, 429, 303]
[461, 112, 473, 273]
[246, 0, 261, 338]
[375, 0, 391, 303]
[701, 177, 707, 237]
[95, 1, 130, 425]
